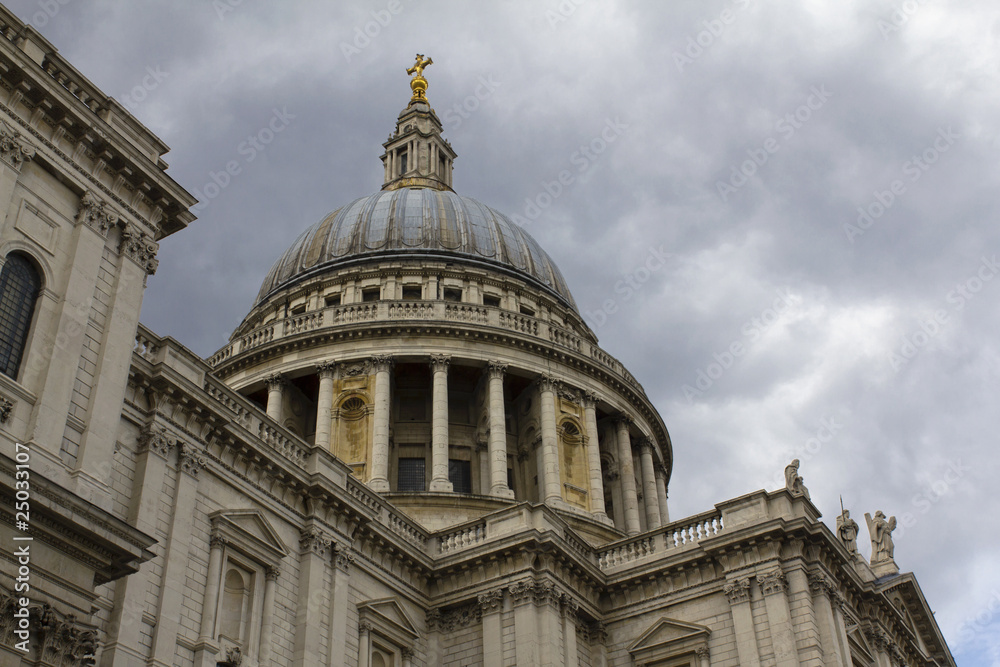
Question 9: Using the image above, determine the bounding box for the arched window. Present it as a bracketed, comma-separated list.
[0, 253, 41, 379]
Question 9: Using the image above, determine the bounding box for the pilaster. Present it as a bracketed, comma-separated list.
[758, 568, 800, 667]
[724, 576, 761, 667]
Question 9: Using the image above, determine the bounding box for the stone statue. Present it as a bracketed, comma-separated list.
[865, 511, 896, 564]
[784, 459, 810, 499]
[407, 53, 433, 78]
[836, 508, 859, 556]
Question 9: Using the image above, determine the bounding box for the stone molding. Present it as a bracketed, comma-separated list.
[425, 608, 442, 631]
[724, 577, 752, 605]
[758, 569, 788, 596]
[0, 122, 36, 169]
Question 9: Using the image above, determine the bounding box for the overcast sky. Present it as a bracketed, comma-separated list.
[10, 1, 999, 663]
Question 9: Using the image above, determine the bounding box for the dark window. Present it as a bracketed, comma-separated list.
[325, 293, 341, 307]
[399, 394, 426, 421]
[507, 467, 514, 491]
[399, 150, 408, 175]
[443, 287, 462, 302]
[519, 305, 535, 316]
[362, 288, 380, 302]
[483, 294, 501, 308]
[397, 457, 426, 492]
[290, 304, 306, 315]
[0, 254, 41, 379]
[449, 459, 472, 493]
[402, 285, 422, 300]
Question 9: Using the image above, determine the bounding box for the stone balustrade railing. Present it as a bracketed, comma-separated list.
[596, 509, 725, 570]
[438, 521, 488, 554]
[208, 300, 644, 395]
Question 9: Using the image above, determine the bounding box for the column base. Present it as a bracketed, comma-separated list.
[429, 479, 454, 492]
[369, 478, 391, 493]
[491, 486, 515, 500]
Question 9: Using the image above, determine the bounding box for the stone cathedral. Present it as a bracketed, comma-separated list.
[0, 10, 956, 667]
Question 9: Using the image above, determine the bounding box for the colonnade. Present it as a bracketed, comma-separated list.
[261, 355, 671, 534]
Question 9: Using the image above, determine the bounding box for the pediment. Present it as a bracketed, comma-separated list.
[628, 617, 711, 663]
[358, 598, 420, 645]
[846, 624, 876, 665]
[210, 509, 288, 566]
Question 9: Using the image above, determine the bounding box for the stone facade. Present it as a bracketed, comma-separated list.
[0, 11, 955, 667]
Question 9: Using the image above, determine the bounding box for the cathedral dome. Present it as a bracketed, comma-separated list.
[256, 187, 577, 311]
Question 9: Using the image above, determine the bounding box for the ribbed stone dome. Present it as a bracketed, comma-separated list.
[257, 187, 577, 310]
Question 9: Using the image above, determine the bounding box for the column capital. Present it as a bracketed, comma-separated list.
[299, 526, 333, 558]
[0, 124, 35, 169]
[487, 360, 508, 379]
[317, 360, 338, 378]
[613, 413, 633, 428]
[508, 579, 536, 606]
[209, 533, 228, 550]
[757, 568, 788, 596]
[808, 572, 836, 598]
[178, 443, 207, 478]
[696, 645, 710, 659]
[137, 423, 176, 459]
[582, 389, 600, 408]
[401, 647, 415, 659]
[334, 547, 356, 572]
[430, 353, 451, 372]
[724, 577, 752, 605]
[265, 566, 281, 582]
[369, 354, 394, 372]
[264, 372, 286, 389]
[537, 373, 559, 393]
[637, 436, 654, 452]
[477, 588, 504, 615]
[359, 620, 374, 637]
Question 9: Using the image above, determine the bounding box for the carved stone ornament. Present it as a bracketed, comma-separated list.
[508, 579, 536, 605]
[317, 360, 338, 378]
[696, 645, 711, 659]
[369, 354, 394, 373]
[178, 443, 207, 478]
[264, 372, 286, 390]
[758, 569, 788, 596]
[0, 590, 99, 667]
[299, 526, 333, 557]
[119, 222, 159, 275]
[0, 122, 35, 168]
[265, 566, 280, 582]
[438, 602, 481, 632]
[487, 360, 507, 379]
[0, 395, 14, 424]
[425, 608, 442, 631]
[582, 389, 599, 408]
[808, 573, 835, 598]
[557, 384, 580, 402]
[137, 423, 175, 459]
[219, 645, 243, 667]
[429, 353, 451, 372]
[784, 459, 810, 499]
[478, 588, 504, 614]
[359, 620, 374, 636]
[334, 547, 355, 572]
[537, 374, 559, 393]
[724, 577, 752, 605]
[76, 190, 120, 236]
[864, 627, 890, 652]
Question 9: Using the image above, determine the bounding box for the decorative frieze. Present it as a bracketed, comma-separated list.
[0, 590, 98, 666]
[438, 602, 481, 632]
[0, 122, 35, 168]
[758, 569, 788, 596]
[724, 577, 752, 605]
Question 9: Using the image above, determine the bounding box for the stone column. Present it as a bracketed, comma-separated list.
[314, 362, 337, 449]
[429, 354, 453, 492]
[194, 534, 227, 667]
[479, 588, 504, 667]
[697, 646, 712, 667]
[402, 648, 414, 667]
[294, 527, 333, 666]
[656, 465, 671, 524]
[758, 569, 800, 667]
[358, 622, 372, 667]
[614, 416, 641, 535]
[808, 574, 847, 667]
[562, 596, 580, 667]
[538, 375, 563, 506]
[149, 444, 206, 665]
[537, 583, 564, 667]
[327, 548, 354, 667]
[582, 391, 607, 519]
[638, 438, 662, 529]
[426, 610, 443, 667]
[589, 623, 608, 667]
[265, 372, 286, 423]
[259, 567, 279, 664]
[488, 361, 514, 498]
[369, 355, 393, 492]
[510, 580, 539, 666]
[724, 577, 761, 667]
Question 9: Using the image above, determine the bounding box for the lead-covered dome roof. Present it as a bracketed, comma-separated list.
[257, 187, 577, 310]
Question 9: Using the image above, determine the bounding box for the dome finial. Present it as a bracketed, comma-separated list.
[406, 53, 433, 103]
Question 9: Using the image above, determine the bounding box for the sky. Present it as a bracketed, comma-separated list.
[8, 0, 999, 663]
